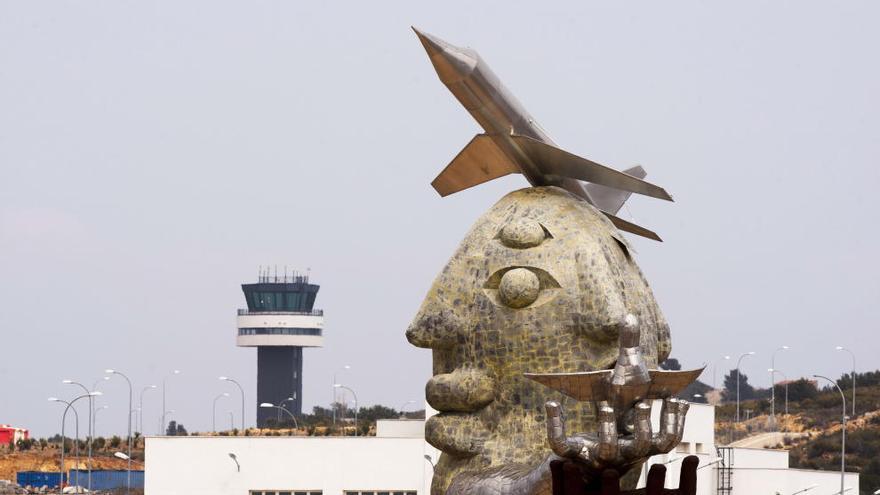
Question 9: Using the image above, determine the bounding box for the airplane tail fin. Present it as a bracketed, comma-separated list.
[431, 134, 519, 196]
[586, 165, 646, 214]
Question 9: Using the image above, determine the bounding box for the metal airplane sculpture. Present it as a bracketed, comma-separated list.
[414, 28, 672, 241]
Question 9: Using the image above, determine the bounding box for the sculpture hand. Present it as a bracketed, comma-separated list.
[545, 398, 689, 472]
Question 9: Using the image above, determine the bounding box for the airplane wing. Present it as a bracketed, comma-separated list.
[524, 370, 612, 402]
[509, 135, 673, 202]
[431, 134, 519, 196]
[647, 367, 706, 399]
[587, 165, 646, 214]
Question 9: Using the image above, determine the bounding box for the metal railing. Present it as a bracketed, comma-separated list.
[237, 309, 323, 316]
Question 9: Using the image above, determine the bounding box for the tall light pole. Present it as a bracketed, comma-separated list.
[93, 405, 108, 439]
[770, 346, 790, 426]
[105, 369, 132, 495]
[814, 374, 846, 495]
[161, 370, 181, 436]
[62, 380, 94, 492]
[332, 365, 351, 426]
[219, 376, 245, 431]
[259, 403, 299, 429]
[228, 411, 234, 431]
[835, 346, 856, 417]
[736, 351, 756, 423]
[162, 410, 175, 434]
[770, 369, 790, 415]
[213, 393, 229, 432]
[713, 355, 731, 390]
[139, 385, 157, 436]
[49, 392, 99, 494]
[398, 400, 416, 418]
[334, 384, 358, 436]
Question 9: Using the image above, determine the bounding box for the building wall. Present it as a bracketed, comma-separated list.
[146, 436, 428, 495]
[730, 468, 858, 495]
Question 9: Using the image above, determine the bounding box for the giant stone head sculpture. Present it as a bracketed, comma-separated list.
[407, 186, 673, 494]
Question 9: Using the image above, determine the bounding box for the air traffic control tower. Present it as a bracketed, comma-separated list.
[236, 270, 323, 427]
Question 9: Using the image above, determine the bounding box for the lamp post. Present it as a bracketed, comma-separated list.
[735, 351, 756, 423]
[105, 369, 133, 495]
[259, 403, 299, 429]
[770, 346, 789, 426]
[277, 396, 295, 423]
[835, 346, 856, 417]
[49, 392, 99, 494]
[770, 369, 790, 415]
[162, 410, 175, 434]
[139, 385, 157, 436]
[788, 484, 818, 495]
[814, 374, 846, 495]
[398, 400, 416, 418]
[228, 412, 234, 431]
[161, 370, 181, 436]
[94, 405, 108, 439]
[332, 365, 351, 426]
[62, 380, 94, 492]
[333, 384, 358, 436]
[213, 393, 229, 432]
[219, 376, 245, 431]
[713, 355, 731, 390]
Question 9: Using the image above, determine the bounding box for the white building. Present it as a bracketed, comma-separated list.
[146, 406, 857, 495]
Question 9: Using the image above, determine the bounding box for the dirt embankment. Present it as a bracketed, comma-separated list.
[0, 450, 143, 482]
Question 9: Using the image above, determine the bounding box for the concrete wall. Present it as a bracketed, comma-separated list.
[376, 420, 424, 438]
[146, 436, 427, 495]
[729, 468, 858, 495]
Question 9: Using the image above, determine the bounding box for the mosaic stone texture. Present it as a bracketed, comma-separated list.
[407, 186, 673, 495]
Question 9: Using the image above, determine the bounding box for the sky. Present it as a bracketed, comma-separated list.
[1, 1, 878, 438]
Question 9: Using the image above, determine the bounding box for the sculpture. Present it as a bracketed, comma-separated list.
[407, 187, 696, 494]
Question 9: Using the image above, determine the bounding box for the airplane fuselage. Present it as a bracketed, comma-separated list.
[426, 40, 593, 202]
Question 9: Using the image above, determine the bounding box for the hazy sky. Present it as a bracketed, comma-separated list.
[2, 1, 878, 437]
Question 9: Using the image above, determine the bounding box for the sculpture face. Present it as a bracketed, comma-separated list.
[407, 187, 672, 495]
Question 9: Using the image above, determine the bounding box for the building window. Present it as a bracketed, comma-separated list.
[345, 491, 416, 495]
[238, 328, 322, 337]
[250, 491, 321, 495]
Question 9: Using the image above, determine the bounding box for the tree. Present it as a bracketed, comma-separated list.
[109, 435, 121, 448]
[166, 421, 188, 436]
[722, 369, 756, 401]
[659, 358, 682, 371]
[780, 378, 818, 402]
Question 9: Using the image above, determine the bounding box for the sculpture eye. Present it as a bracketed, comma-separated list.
[483, 266, 561, 309]
[496, 218, 552, 249]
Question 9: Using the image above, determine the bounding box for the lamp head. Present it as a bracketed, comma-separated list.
[259, 402, 274, 408]
[219, 376, 228, 381]
[62, 379, 73, 384]
[723, 355, 730, 360]
[172, 370, 181, 375]
[223, 392, 230, 397]
[781, 345, 790, 350]
[89, 391, 103, 397]
[333, 383, 342, 388]
[835, 346, 844, 351]
[228, 452, 237, 460]
[48, 397, 59, 402]
[149, 385, 157, 389]
[747, 351, 756, 355]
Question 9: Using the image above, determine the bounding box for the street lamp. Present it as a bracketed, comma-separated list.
[259, 403, 299, 429]
[736, 351, 756, 423]
[398, 400, 416, 417]
[94, 405, 109, 439]
[213, 393, 230, 432]
[333, 384, 358, 436]
[114, 452, 130, 460]
[713, 355, 731, 390]
[697, 458, 724, 470]
[139, 385, 157, 436]
[769, 369, 790, 416]
[162, 370, 181, 436]
[424, 454, 435, 470]
[332, 365, 351, 426]
[219, 376, 245, 431]
[62, 380, 94, 492]
[49, 392, 99, 494]
[105, 368, 133, 495]
[770, 346, 790, 426]
[161, 410, 176, 434]
[814, 374, 847, 495]
[835, 346, 856, 417]
[789, 484, 818, 495]
[228, 452, 240, 472]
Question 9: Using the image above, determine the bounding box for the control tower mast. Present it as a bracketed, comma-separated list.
[236, 268, 323, 427]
